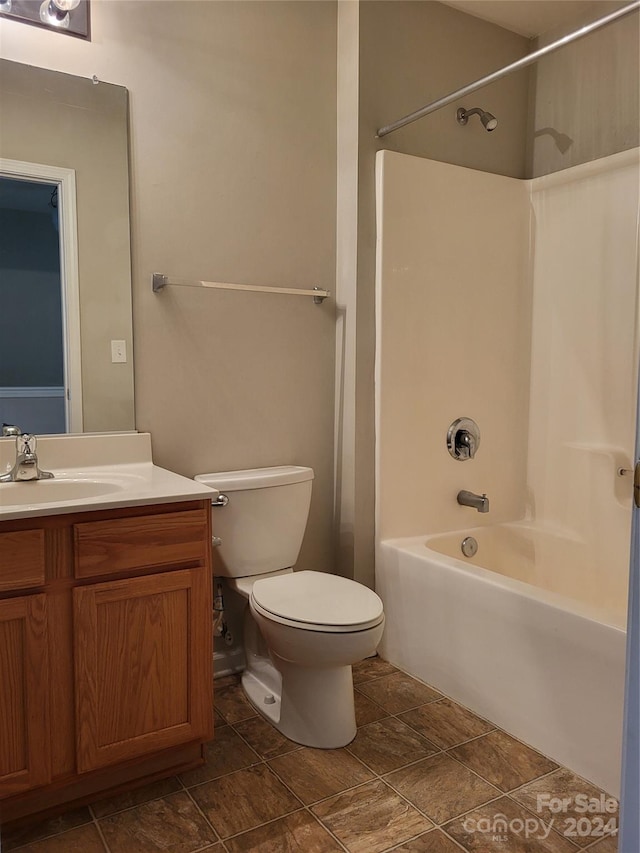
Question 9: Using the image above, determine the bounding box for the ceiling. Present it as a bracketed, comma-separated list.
[440, 1, 611, 38]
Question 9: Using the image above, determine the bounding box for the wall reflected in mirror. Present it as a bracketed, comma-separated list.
[0, 60, 134, 434]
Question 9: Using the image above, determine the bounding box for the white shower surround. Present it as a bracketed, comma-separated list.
[375, 148, 640, 797]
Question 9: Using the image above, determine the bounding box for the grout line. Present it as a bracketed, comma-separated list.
[394, 712, 497, 748]
[439, 824, 487, 853]
[90, 815, 111, 853]
[503, 793, 582, 850]
[443, 750, 505, 791]
[86, 779, 186, 821]
[227, 723, 289, 769]
[180, 785, 223, 846]
[581, 831, 620, 850]
[440, 727, 498, 750]
[308, 813, 351, 853]
[199, 722, 340, 853]
[213, 807, 301, 843]
[507, 764, 564, 795]
[382, 771, 506, 829]
[377, 827, 440, 853]
[347, 743, 445, 778]
[386, 662, 501, 728]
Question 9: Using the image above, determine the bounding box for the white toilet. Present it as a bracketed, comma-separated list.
[195, 466, 385, 748]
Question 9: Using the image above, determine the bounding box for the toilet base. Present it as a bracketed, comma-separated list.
[242, 657, 357, 748]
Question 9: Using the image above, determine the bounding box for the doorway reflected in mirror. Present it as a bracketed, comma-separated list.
[0, 176, 68, 434]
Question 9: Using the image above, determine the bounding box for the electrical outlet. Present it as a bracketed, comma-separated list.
[111, 340, 127, 363]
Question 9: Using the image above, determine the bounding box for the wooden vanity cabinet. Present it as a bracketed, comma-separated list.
[0, 500, 213, 824]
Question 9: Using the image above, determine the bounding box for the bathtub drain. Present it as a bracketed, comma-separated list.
[461, 536, 478, 558]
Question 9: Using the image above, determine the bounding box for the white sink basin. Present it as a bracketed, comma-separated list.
[0, 478, 125, 506]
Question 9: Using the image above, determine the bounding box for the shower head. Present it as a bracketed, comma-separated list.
[456, 107, 498, 132]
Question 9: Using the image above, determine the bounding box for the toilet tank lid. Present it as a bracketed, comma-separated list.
[194, 465, 313, 491]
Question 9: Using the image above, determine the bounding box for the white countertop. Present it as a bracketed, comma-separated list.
[0, 432, 217, 521]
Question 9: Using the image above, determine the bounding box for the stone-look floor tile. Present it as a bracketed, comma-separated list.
[585, 835, 618, 852]
[510, 768, 619, 849]
[354, 689, 389, 726]
[214, 680, 258, 724]
[312, 779, 433, 853]
[358, 672, 442, 714]
[399, 698, 494, 749]
[225, 810, 344, 853]
[190, 763, 301, 838]
[214, 674, 241, 689]
[387, 829, 464, 852]
[352, 655, 398, 684]
[444, 795, 578, 852]
[179, 727, 259, 787]
[448, 730, 559, 792]
[347, 716, 438, 775]
[269, 746, 374, 805]
[98, 791, 217, 853]
[7, 824, 107, 853]
[385, 753, 500, 825]
[214, 708, 227, 727]
[234, 715, 301, 760]
[1, 807, 93, 851]
[91, 776, 182, 818]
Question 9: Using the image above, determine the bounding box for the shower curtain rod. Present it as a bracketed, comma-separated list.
[376, 0, 640, 138]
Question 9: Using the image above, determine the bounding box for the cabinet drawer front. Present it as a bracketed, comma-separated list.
[0, 530, 46, 592]
[74, 509, 208, 579]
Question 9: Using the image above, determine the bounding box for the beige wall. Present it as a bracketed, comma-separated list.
[0, 60, 134, 432]
[338, 0, 531, 586]
[376, 151, 531, 538]
[528, 1, 640, 177]
[0, 1, 337, 572]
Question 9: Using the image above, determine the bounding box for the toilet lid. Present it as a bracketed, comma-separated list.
[250, 570, 384, 633]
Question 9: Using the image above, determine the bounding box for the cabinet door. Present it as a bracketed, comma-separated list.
[0, 594, 51, 796]
[74, 568, 212, 773]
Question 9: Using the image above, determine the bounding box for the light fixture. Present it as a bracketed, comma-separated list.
[456, 107, 499, 132]
[40, 0, 80, 28]
[0, 0, 89, 38]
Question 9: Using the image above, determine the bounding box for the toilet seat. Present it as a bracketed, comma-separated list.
[250, 570, 384, 634]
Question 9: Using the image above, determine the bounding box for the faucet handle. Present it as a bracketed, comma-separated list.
[457, 430, 477, 459]
[2, 424, 21, 437]
[447, 418, 481, 461]
[18, 434, 36, 455]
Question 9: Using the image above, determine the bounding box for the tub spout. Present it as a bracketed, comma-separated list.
[457, 490, 489, 513]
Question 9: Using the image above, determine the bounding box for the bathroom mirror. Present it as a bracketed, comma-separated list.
[0, 59, 134, 434]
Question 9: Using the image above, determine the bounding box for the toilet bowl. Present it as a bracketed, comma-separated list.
[195, 466, 385, 748]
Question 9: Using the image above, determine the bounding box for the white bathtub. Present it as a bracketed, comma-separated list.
[376, 522, 628, 796]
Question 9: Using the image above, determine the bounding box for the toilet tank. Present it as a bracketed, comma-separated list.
[194, 466, 313, 578]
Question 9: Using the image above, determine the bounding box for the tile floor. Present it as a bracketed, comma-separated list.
[1, 657, 620, 853]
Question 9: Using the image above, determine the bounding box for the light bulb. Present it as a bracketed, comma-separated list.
[39, 0, 80, 28]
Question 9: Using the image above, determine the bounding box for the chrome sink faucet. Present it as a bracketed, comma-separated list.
[0, 434, 54, 482]
[457, 490, 489, 513]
